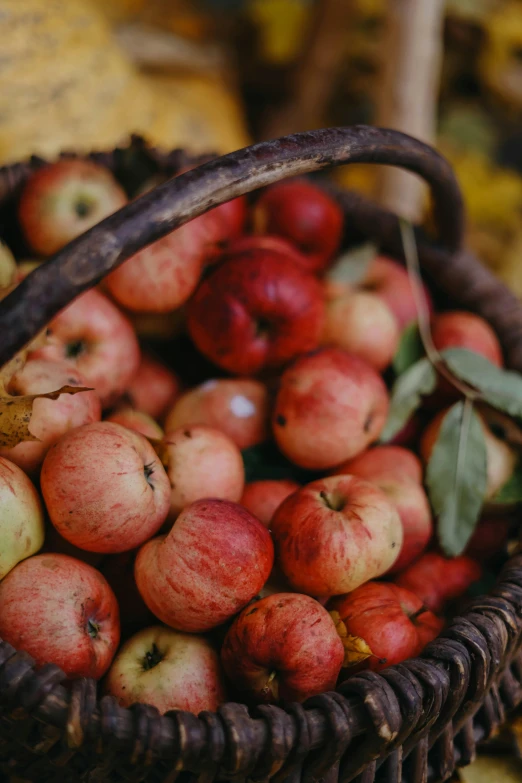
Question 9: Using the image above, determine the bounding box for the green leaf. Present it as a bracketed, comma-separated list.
[393, 322, 424, 375]
[441, 347, 522, 418]
[427, 400, 488, 557]
[490, 459, 522, 505]
[380, 358, 437, 442]
[325, 242, 378, 286]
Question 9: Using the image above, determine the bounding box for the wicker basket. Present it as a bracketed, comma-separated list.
[1, 127, 522, 783]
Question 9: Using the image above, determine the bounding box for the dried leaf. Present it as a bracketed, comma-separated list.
[393, 322, 424, 375]
[329, 610, 374, 668]
[325, 242, 378, 287]
[427, 400, 488, 557]
[442, 347, 522, 418]
[380, 358, 437, 442]
[0, 386, 92, 448]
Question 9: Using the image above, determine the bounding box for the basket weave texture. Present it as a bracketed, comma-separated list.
[1, 130, 522, 783]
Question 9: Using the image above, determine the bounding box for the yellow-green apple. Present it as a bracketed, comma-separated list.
[361, 256, 433, 329]
[165, 378, 268, 450]
[221, 593, 344, 703]
[127, 354, 180, 420]
[40, 422, 170, 553]
[272, 347, 389, 470]
[253, 180, 344, 272]
[135, 498, 273, 632]
[328, 582, 443, 673]
[17, 159, 127, 256]
[0, 553, 120, 678]
[240, 479, 300, 528]
[333, 445, 432, 572]
[394, 552, 482, 613]
[271, 475, 403, 597]
[32, 288, 140, 407]
[322, 285, 400, 371]
[105, 408, 163, 440]
[105, 625, 226, 714]
[0, 457, 45, 580]
[162, 425, 244, 519]
[187, 253, 325, 375]
[431, 311, 503, 366]
[0, 358, 101, 476]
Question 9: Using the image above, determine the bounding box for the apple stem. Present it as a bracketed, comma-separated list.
[143, 642, 163, 670]
[87, 619, 99, 639]
[409, 605, 428, 623]
[0, 127, 463, 368]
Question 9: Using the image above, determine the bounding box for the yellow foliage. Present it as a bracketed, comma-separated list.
[479, 1, 522, 107]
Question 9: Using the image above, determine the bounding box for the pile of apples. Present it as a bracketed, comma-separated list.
[0, 157, 513, 715]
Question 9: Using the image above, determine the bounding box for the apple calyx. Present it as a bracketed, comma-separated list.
[407, 605, 428, 623]
[66, 339, 86, 359]
[330, 610, 385, 668]
[143, 642, 163, 671]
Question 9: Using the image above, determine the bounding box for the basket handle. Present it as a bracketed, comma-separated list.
[0, 125, 464, 367]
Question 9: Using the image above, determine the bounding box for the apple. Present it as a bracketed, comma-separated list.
[271, 475, 403, 597]
[220, 235, 310, 271]
[40, 421, 171, 553]
[333, 445, 432, 572]
[240, 479, 300, 528]
[17, 159, 127, 256]
[165, 378, 268, 450]
[162, 425, 244, 519]
[421, 407, 516, 500]
[322, 286, 400, 371]
[431, 311, 503, 367]
[253, 180, 344, 272]
[32, 288, 140, 407]
[465, 517, 511, 563]
[105, 625, 226, 714]
[221, 593, 344, 703]
[126, 353, 180, 420]
[0, 457, 45, 580]
[135, 498, 274, 632]
[0, 358, 101, 476]
[105, 408, 163, 440]
[394, 552, 482, 613]
[329, 582, 443, 673]
[187, 253, 325, 375]
[389, 413, 423, 449]
[361, 256, 433, 329]
[0, 553, 120, 678]
[272, 347, 389, 470]
[100, 551, 155, 636]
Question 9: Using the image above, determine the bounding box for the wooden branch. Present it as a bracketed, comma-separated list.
[0, 126, 464, 368]
[374, 0, 445, 221]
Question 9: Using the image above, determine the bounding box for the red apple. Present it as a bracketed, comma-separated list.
[40, 421, 171, 553]
[240, 479, 300, 528]
[271, 475, 403, 597]
[126, 354, 180, 420]
[0, 553, 120, 678]
[0, 457, 45, 579]
[105, 408, 163, 440]
[431, 311, 503, 367]
[221, 593, 344, 703]
[0, 358, 101, 475]
[465, 517, 511, 562]
[253, 180, 343, 272]
[187, 253, 325, 375]
[272, 348, 389, 470]
[18, 160, 127, 256]
[322, 286, 400, 371]
[106, 625, 227, 714]
[162, 425, 244, 519]
[219, 235, 311, 270]
[361, 256, 433, 329]
[329, 582, 443, 673]
[135, 498, 274, 632]
[165, 378, 268, 450]
[334, 445, 423, 484]
[100, 551, 155, 635]
[394, 552, 482, 613]
[32, 288, 140, 407]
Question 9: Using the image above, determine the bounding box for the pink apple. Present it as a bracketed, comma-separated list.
[0, 457, 45, 579]
[32, 288, 140, 407]
[271, 475, 403, 597]
[127, 354, 180, 420]
[40, 421, 171, 553]
[105, 625, 227, 714]
[272, 347, 389, 470]
[0, 358, 101, 475]
[221, 593, 344, 703]
[361, 256, 433, 329]
[135, 498, 274, 632]
[240, 479, 300, 528]
[0, 553, 120, 678]
[431, 310, 503, 367]
[162, 425, 245, 519]
[335, 445, 423, 484]
[105, 408, 163, 440]
[165, 378, 268, 450]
